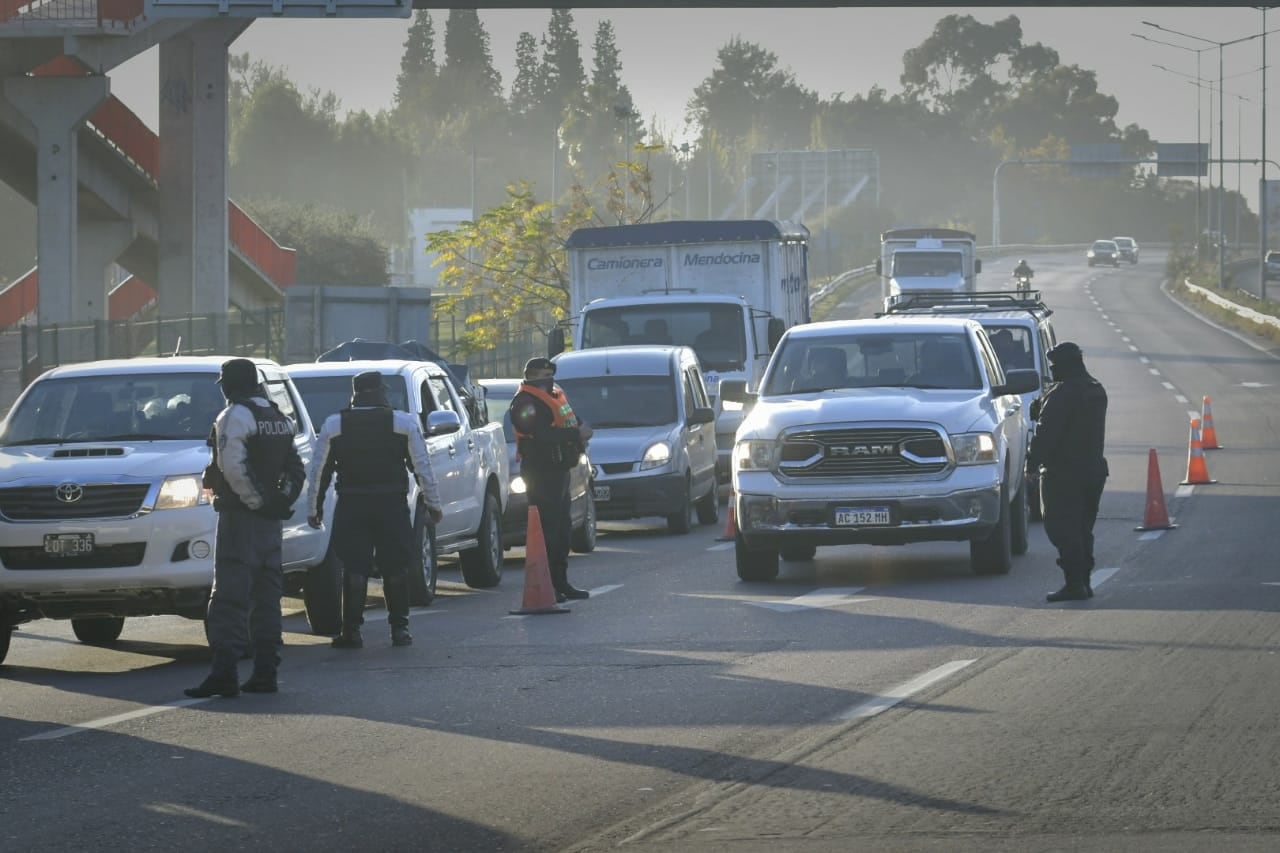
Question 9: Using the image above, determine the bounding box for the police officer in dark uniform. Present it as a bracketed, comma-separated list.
[1027, 342, 1109, 602]
[186, 358, 305, 698]
[307, 371, 442, 649]
[510, 357, 593, 603]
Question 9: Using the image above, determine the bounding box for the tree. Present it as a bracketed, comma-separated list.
[540, 9, 587, 123]
[687, 38, 816, 151]
[509, 31, 544, 119]
[437, 9, 503, 117]
[242, 197, 389, 286]
[395, 11, 437, 121]
[900, 14, 1024, 122]
[563, 19, 642, 182]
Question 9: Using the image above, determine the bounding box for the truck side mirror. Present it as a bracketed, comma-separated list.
[975, 258, 982, 274]
[720, 380, 756, 405]
[687, 406, 715, 426]
[995, 369, 1040, 397]
[426, 410, 462, 436]
[548, 327, 566, 357]
[874, 259, 882, 275]
[767, 318, 785, 350]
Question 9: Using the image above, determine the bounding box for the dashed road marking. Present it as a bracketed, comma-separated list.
[1128, 344, 1140, 352]
[833, 659, 977, 722]
[1162, 381, 1175, 390]
[1150, 368, 1161, 376]
[706, 541, 734, 552]
[589, 584, 623, 596]
[24, 699, 211, 741]
[1091, 567, 1119, 589]
[1175, 394, 1189, 404]
[1175, 484, 1195, 499]
[1186, 409, 1200, 420]
[751, 587, 870, 612]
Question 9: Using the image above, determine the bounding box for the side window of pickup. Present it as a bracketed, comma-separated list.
[262, 374, 301, 433]
[428, 375, 463, 425]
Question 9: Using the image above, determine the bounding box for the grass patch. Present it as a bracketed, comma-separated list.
[1171, 279, 1280, 346]
[810, 273, 877, 322]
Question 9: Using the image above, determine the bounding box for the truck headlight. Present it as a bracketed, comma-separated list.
[735, 439, 775, 471]
[640, 441, 671, 470]
[951, 432, 998, 465]
[510, 475, 527, 495]
[156, 475, 209, 510]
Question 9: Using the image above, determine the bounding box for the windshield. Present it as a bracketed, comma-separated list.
[0, 372, 229, 445]
[762, 332, 981, 394]
[556, 375, 678, 428]
[891, 252, 963, 278]
[1093, 241, 1116, 251]
[580, 303, 746, 371]
[983, 324, 1036, 373]
[291, 373, 411, 433]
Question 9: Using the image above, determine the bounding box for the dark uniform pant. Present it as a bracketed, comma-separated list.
[1041, 472, 1106, 587]
[206, 507, 284, 675]
[525, 466, 572, 589]
[332, 492, 413, 631]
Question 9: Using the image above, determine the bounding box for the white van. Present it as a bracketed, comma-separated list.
[0, 357, 330, 664]
[551, 345, 718, 533]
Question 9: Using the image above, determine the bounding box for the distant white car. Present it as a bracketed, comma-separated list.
[0, 356, 330, 665]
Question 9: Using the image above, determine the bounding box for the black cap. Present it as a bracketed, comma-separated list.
[524, 357, 556, 375]
[352, 371, 387, 393]
[216, 358, 258, 389]
[1047, 342, 1084, 365]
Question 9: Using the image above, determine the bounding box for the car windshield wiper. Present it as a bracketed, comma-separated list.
[1, 437, 75, 446]
[788, 386, 844, 395]
[94, 433, 181, 441]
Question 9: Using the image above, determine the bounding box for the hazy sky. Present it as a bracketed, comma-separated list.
[111, 5, 1278, 196]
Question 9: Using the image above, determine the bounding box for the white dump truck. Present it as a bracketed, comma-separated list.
[877, 227, 982, 311]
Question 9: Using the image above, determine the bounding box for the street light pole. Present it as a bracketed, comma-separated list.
[1263, 5, 1270, 302]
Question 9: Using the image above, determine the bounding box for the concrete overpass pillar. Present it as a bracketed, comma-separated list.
[78, 220, 137, 322]
[2, 75, 109, 327]
[157, 19, 249, 344]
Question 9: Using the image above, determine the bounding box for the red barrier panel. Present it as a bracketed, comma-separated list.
[108, 276, 157, 320]
[229, 202, 297, 288]
[88, 97, 160, 178]
[0, 267, 37, 329]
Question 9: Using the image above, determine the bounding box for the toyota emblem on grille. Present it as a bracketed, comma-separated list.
[55, 482, 84, 503]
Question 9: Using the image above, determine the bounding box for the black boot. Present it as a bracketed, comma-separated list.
[384, 574, 413, 647]
[185, 665, 240, 698]
[1046, 584, 1091, 602]
[240, 669, 278, 693]
[552, 565, 590, 600]
[332, 573, 367, 649]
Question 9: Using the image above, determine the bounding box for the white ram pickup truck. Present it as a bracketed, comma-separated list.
[721, 316, 1041, 582]
[285, 359, 509, 620]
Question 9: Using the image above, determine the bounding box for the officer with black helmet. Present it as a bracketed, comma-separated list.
[1027, 342, 1109, 602]
[306, 371, 442, 649]
[186, 358, 305, 698]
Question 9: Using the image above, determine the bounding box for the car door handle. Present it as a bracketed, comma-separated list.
[448, 445, 457, 456]
[467, 438, 475, 451]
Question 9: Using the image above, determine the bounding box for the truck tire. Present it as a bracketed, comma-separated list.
[667, 477, 693, 534]
[460, 491, 503, 589]
[0, 626, 11, 665]
[1010, 478, 1030, 557]
[71, 616, 125, 646]
[735, 531, 779, 582]
[695, 481, 720, 526]
[780, 544, 817, 562]
[570, 492, 597, 554]
[304, 551, 342, 635]
[970, 483, 1013, 575]
[408, 510, 439, 606]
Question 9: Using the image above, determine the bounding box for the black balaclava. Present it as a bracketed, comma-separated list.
[1047, 342, 1086, 382]
[350, 371, 390, 408]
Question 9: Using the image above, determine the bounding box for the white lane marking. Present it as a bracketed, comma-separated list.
[589, 584, 622, 596]
[1101, 314, 1109, 321]
[751, 587, 869, 612]
[1262, 583, 1280, 586]
[1175, 394, 1189, 404]
[706, 541, 734, 552]
[1162, 381, 1175, 390]
[1175, 484, 1195, 499]
[1149, 368, 1161, 376]
[24, 698, 212, 741]
[1186, 409, 1200, 421]
[834, 659, 977, 722]
[1137, 355, 1148, 363]
[1138, 530, 1167, 541]
[1128, 344, 1140, 352]
[1091, 567, 1119, 589]
[1241, 382, 1271, 388]
[362, 606, 444, 625]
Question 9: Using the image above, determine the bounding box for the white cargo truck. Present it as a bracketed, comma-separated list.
[877, 228, 982, 311]
[549, 220, 810, 482]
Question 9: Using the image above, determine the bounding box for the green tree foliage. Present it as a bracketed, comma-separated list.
[509, 31, 544, 120]
[242, 197, 388, 287]
[395, 11, 438, 122]
[563, 20, 642, 182]
[541, 9, 587, 124]
[438, 9, 503, 118]
[900, 14, 1023, 122]
[688, 38, 817, 152]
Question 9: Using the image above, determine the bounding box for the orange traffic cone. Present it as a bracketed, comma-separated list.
[1200, 396, 1222, 449]
[1135, 448, 1177, 531]
[1180, 418, 1217, 485]
[716, 487, 738, 542]
[509, 506, 570, 615]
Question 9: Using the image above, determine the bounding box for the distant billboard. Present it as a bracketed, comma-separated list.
[143, 0, 409, 18]
[410, 208, 472, 289]
[748, 149, 879, 221]
[1157, 143, 1209, 178]
[1069, 143, 1129, 178]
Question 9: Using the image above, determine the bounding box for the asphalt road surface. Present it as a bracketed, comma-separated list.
[3, 253, 1279, 852]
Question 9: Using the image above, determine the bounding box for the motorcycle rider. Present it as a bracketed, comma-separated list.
[1013, 258, 1034, 282]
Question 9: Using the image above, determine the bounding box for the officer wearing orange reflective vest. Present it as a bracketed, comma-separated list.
[509, 357, 594, 602]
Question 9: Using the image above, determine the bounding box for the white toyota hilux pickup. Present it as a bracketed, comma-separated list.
[721, 316, 1042, 582]
[0, 357, 330, 665]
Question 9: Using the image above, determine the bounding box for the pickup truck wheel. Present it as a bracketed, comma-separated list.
[735, 531, 779, 581]
[0, 626, 11, 665]
[570, 491, 597, 554]
[304, 552, 343, 635]
[695, 481, 720, 526]
[970, 483, 1013, 575]
[1028, 472, 1043, 521]
[460, 491, 503, 589]
[408, 511, 439, 606]
[1010, 478, 1030, 556]
[667, 477, 693, 534]
[780, 544, 817, 561]
[71, 616, 125, 646]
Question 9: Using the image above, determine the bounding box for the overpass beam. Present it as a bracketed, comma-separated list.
[2, 74, 109, 327]
[157, 19, 249, 347]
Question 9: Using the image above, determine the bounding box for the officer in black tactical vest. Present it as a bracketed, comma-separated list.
[307, 371, 443, 649]
[186, 358, 305, 698]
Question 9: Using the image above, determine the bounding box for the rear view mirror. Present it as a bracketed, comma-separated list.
[996, 369, 1041, 397]
[720, 380, 755, 404]
[688, 406, 715, 426]
[875, 259, 882, 275]
[548, 327, 566, 357]
[975, 258, 983, 274]
[426, 410, 462, 436]
[767, 318, 785, 350]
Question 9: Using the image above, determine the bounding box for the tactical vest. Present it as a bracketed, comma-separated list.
[514, 382, 580, 469]
[331, 406, 410, 495]
[211, 398, 295, 514]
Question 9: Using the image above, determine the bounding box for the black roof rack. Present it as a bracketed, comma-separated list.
[877, 290, 1052, 318]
